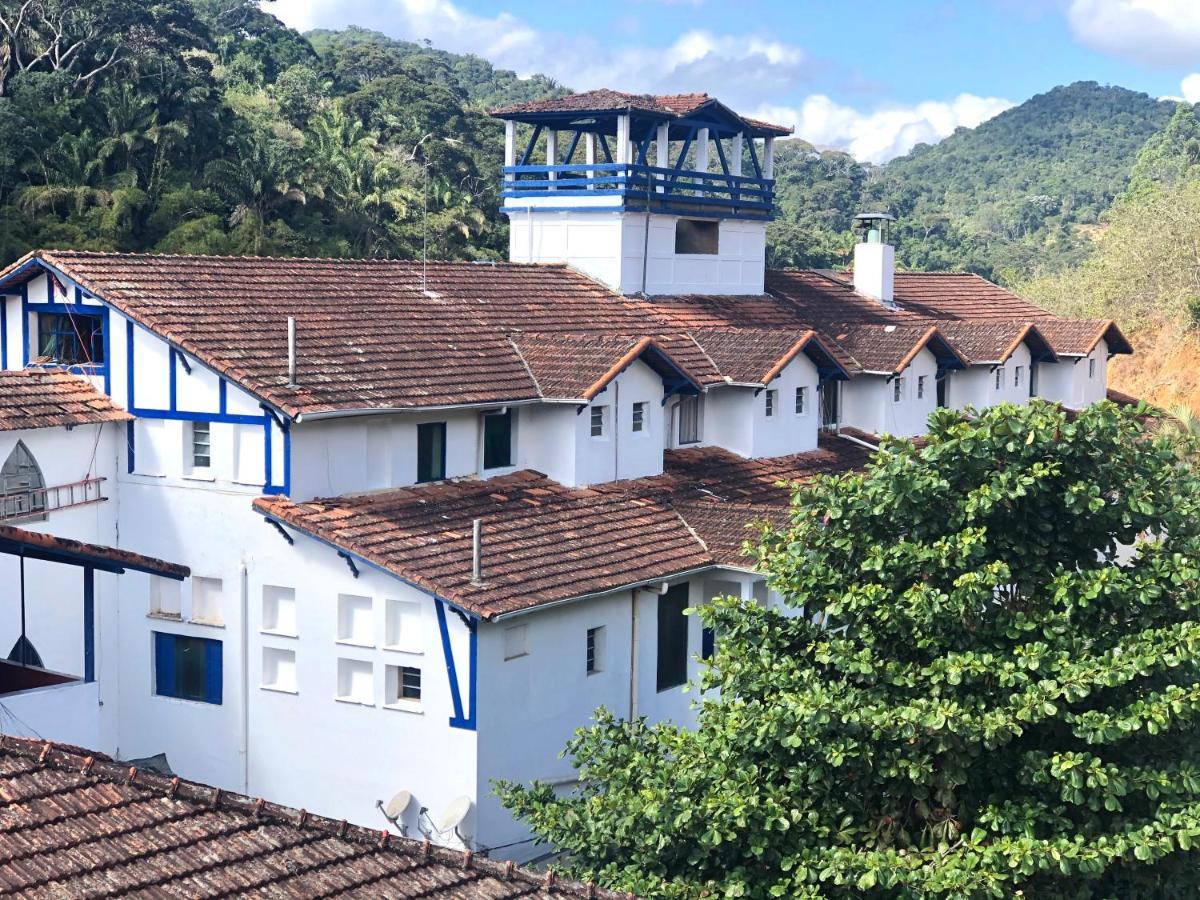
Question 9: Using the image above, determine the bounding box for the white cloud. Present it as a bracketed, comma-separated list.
[264, 0, 1011, 162]
[752, 94, 1014, 164]
[1183, 73, 1200, 104]
[1067, 0, 1200, 66]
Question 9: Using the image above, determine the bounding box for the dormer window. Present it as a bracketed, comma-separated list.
[590, 405, 607, 438]
[36, 311, 104, 367]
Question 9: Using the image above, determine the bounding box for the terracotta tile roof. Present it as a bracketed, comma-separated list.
[1034, 319, 1133, 356]
[489, 89, 791, 136]
[0, 524, 189, 579]
[934, 321, 1057, 365]
[688, 328, 825, 384]
[511, 333, 705, 400]
[0, 371, 131, 431]
[254, 434, 875, 619]
[827, 324, 965, 375]
[0, 735, 627, 899]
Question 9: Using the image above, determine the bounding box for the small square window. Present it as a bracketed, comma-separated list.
[154, 632, 222, 704]
[150, 577, 181, 618]
[261, 647, 297, 693]
[586, 626, 605, 674]
[764, 389, 777, 417]
[590, 405, 607, 438]
[191, 576, 223, 625]
[917, 375, 927, 399]
[995, 367, 1005, 391]
[794, 386, 807, 415]
[631, 402, 646, 433]
[385, 664, 422, 707]
[262, 585, 297, 636]
[336, 658, 373, 704]
[504, 624, 528, 660]
[191, 421, 211, 469]
[384, 599, 421, 652]
[893, 377, 905, 403]
[399, 666, 421, 700]
[1088, 357, 1096, 379]
[337, 594, 374, 646]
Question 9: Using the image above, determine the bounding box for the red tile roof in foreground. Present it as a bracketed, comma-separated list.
[254, 433, 874, 618]
[0, 524, 189, 579]
[0, 735, 627, 899]
[0, 371, 131, 431]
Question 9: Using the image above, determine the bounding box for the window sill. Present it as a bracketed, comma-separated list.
[335, 638, 375, 650]
[147, 611, 182, 621]
[189, 618, 225, 628]
[383, 701, 423, 715]
[381, 644, 423, 655]
[503, 652, 528, 662]
[261, 629, 299, 640]
[261, 683, 297, 695]
[334, 695, 375, 707]
[182, 472, 215, 483]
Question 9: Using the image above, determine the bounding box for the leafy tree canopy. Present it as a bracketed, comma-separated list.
[501, 400, 1200, 898]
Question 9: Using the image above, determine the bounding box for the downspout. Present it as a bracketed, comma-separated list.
[629, 590, 639, 721]
[613, 380, 620, 481]
[239, 562, 249, 793]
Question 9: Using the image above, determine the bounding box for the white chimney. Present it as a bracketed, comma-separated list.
[852, 213, 896, 306]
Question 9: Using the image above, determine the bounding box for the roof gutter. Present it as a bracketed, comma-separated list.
[293, 397, 578, 423]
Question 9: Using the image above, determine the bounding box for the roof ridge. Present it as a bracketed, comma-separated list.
[39, 249, 564, 268]
[0, 735, 627, 899]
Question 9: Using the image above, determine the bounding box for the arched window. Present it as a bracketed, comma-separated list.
[1, 441, 46, 521]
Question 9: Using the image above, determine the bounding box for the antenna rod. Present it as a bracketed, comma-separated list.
[286, 316, 297, 387]
[471, 518, 483, 584]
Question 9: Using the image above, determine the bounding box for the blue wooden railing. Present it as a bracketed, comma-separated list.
[501, 163, 774, 215]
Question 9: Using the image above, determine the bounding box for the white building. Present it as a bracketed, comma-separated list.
[0, 88, 1131, 860]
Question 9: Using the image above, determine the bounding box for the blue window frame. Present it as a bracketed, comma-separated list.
[36, 311, 105, 367]
[154, 632, 222, 704]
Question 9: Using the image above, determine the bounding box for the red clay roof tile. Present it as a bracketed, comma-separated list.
[0, 371, 131, 431]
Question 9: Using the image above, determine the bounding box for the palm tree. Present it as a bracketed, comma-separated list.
[205, 134, 305, 253]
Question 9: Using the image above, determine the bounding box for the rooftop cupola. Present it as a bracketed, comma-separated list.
[489, 89, 792, 296]
[852, 212, 896, 307]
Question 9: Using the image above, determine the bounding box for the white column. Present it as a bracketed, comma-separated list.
[616, 114, 631, 165]
[504, 120, 515, 168]
[656, 123, 669, 194]
[731, 133, 743, 176]
[695, 128, 709, 197]
[585, 132, 596, 190]
[546, 130, 557, 189]
[764, 137, 776, 180]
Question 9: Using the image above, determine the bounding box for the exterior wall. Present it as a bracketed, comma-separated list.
[704, 354, 820, 460]
[0, 679, 101, 748]
[840, 348, 939, 438]
[947, 343, 1033, 412]
[508, 212, 765, 296]
[1036, 340, 1108, 409]
[573, 360, 666, 485]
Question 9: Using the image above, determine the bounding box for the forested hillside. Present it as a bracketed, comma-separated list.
[0, 1, 561, 264]
[766, 82, 1176, 281]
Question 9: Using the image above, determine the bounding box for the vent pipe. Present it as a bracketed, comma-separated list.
[286, 317, 297, 387]
[471, 518, 483, 585]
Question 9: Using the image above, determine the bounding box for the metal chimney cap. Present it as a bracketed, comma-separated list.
[852, 212, 896, 223]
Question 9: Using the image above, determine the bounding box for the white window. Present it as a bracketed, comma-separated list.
[917, 375, 927, 399]
[261, 647, 297, 693]
[893, 377, 905, 403]
[1014, 366, 1023, 388]
[631, 402, 646, 433]
[677, 395, 700, 444]
[384, 599, 422, 652]
[1088, 357, 1096, 378]
[794, 386, 807, 415]
[386, 664, 422, 707]
[149, 577, 181, 618]
[336, 658, 373, 704]
[336, 594, 374, 646]
[190, 421, 211, 469]
[191, 576, 223, 625]
[764, 389, 777, 417]
[586, 626, 605, 674]
[995, 367, 1005, 391]
[590, 405, 606, 438]
[504, 624, 528, 660]
[262, 585, 297, 636]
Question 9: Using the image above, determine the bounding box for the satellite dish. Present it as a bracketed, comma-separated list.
[439, 795, 472, 832]
[385, 790, 413, 821]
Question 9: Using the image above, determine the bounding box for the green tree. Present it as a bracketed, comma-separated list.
[501, 400, 1200, 898]
[1125, 103, 1200, 200]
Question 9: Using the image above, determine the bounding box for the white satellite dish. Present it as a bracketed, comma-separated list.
[385, 790, 413, 821]
[439, 795, 473, 832]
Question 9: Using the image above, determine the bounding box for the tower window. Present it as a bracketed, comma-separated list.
[674, 219, 719, 255]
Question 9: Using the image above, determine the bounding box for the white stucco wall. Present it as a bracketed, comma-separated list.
[1036, 340, 1108, 409]
[508, 211, 766, 296]
[704, 355, 819, 459]
[947, 343, 1033, 412]
[840, 348, 939, 438]
[572, 359, 666, 485]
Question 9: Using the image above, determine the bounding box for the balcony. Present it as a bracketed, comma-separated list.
[501, 163, 775, 219]
[0, 477, 106, 523]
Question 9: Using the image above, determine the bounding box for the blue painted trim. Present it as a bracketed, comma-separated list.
[562, 129, 582, 165]
[130, 407, 265, 425]
[30, 301, 102, 316]
[264, 415, 272, 489]
[597, 134, 613, 163]
[747, 138, 762, 179]
[83, 566, 95, 683]
[503, 205, 775, 221]
[126, 420, 135, 474]
[218, 379, 227, 415]
[125, 319, 135, 408]
[1, 294, 7, 370]
[168, 348, 178, 412]
[338, 551, 359, 578]
[282, 423, 291, 495]
[260, 415, 291, 495]
[45, 272, 52, 303]
[466, 619, 477, 728]
[177, 353, 191, 375]
[436, 599, 475, 730]
[21, 285, 28, 366]
[518, 124, 543, 167]
[713, 137, 729, 176]
[102, 309, 111, 395]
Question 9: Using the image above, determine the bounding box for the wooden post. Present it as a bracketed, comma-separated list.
[546, 130, 557, 190]
[695, 128, 710, 197]
[616, 114, 631, 165]
[764, 137, 776, 180]
[504, 120, 515, 168]
[656, 123, 669, 194]
[585, 132, 596, 190]
[731, 133, 743, 176]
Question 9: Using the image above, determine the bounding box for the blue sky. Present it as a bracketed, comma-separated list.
[268, 0, 1200, 162]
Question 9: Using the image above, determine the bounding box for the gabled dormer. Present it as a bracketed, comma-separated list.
[490, 90, 791, 296]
